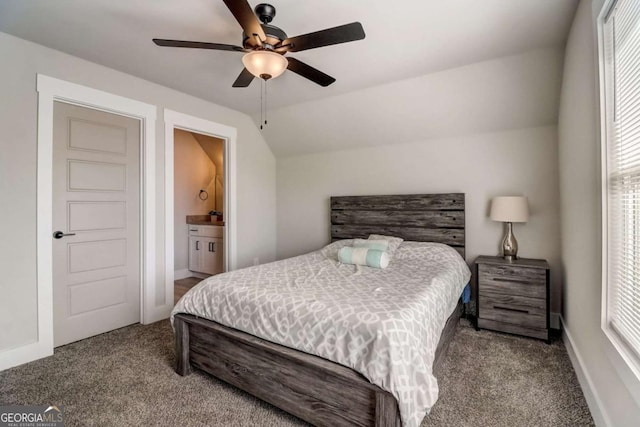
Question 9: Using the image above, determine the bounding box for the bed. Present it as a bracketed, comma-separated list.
[172, 193, 468, 427]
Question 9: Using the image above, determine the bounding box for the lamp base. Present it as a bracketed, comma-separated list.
[501, 222, 518, 260]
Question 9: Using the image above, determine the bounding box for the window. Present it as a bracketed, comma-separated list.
[601, 0, 640, 373]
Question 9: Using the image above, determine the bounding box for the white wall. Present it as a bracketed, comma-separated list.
[277, 126, 562, 311]
[173, 130, 217, 272]
[261, 47, 564, 157]
[276, 47, 565, 314]
[558, 0, 640, 425]
[0, 32, 276, 354]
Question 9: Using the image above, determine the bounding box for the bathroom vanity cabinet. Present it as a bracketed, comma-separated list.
[188, 225, 224, 275]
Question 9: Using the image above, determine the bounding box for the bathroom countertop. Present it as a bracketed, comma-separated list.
[186, 215, 225, 226]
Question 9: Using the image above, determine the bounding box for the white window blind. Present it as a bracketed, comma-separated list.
[603, 0, 640, 362]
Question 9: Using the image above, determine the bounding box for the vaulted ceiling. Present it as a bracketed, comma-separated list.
[0, 1, 579, 157]
[0, 0, 578, 116]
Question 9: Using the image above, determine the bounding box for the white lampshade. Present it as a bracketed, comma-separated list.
[490, 196, 529, 223]
[242, 51, 288, 80]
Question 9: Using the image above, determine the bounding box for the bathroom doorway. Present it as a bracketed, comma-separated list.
[173, 130, 225, 303]
[163, 109, 237, 308]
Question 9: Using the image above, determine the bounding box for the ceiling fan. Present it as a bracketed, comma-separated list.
[153, 0, 366, 88]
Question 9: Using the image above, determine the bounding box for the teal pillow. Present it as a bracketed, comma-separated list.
[338, 247, 390, 269]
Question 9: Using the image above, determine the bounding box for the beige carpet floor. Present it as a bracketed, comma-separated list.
[0, 319, 593, 426]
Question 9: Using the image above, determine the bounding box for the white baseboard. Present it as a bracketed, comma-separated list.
[561, 316, 611, 427]
[0, 340, 52, 372]
[143, 304, 173, 325]
[174, 269, 191, 280]
[174, 269, 209, 280]
[550, 312, 561, 329]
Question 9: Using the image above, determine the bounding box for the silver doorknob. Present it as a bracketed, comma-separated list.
[53, 231, 76, 239]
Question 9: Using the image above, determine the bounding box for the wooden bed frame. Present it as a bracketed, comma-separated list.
[174, 193, 466, 427]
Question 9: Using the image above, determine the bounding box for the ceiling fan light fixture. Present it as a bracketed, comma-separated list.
[242, 50, 287, 80]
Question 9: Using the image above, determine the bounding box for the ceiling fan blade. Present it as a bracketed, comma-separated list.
[279, 22, 365, 53]
[286, 58, 336, 87]
[232, 68, 255, 87]
[153, 39, 245, 52]
[222, 0, 266, 46]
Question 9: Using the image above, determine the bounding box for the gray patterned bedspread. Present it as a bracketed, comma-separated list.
[171, 240, 471, 427]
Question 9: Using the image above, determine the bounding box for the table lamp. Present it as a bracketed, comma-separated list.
[490, 196, 529, 261]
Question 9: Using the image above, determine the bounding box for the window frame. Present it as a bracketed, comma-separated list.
[598, 0, 640, 381]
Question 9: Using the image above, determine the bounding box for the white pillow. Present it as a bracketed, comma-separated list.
[353, 238, 390, 251]
[367, 234, 404, 256]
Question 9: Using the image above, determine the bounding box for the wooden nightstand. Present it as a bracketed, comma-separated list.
[475, 256, 550, 342]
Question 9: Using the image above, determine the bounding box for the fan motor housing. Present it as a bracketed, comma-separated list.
[243, 3, 287, 50]
[242, 24, 287, 49]
[242, 24, 287, 50]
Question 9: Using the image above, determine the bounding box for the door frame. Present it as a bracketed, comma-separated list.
[33, 74, 157, 364]
[164, 109, 238, 299]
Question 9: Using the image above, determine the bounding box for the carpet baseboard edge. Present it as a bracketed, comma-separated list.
[561, 316, 611, 427]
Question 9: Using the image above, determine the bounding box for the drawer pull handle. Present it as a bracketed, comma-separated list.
[493, 305, 529, 314]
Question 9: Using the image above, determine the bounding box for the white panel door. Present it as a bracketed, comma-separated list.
[53, 102, 140, 347]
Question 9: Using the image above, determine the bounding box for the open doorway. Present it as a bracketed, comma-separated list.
[173, 129, 225, 303]
[163, 108, 237, 310]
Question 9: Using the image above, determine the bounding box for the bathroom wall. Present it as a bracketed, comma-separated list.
[173, 129, 216, 273]
[192, 133, 224, 213]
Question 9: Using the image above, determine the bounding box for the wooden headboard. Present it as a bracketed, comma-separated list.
[330, 193, 465, 258]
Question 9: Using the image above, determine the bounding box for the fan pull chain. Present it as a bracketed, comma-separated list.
[260, 79, 264, 130]
[259, 78, 269, 130]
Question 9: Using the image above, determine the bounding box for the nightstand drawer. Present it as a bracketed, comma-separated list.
[479, 264, 545, 298]
[479, 292, 546, 329]
[475, 256, 550, 342]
